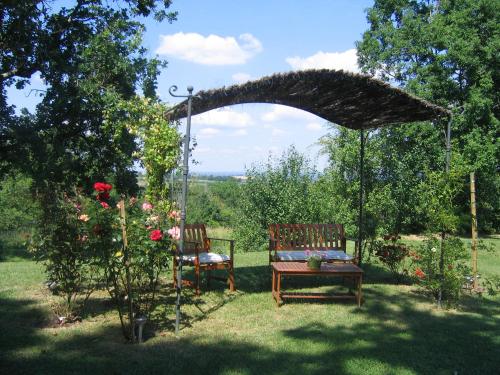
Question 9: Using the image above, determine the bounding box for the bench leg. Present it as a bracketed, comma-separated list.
[228, 263, 235, 292]
[195, 265, 201, 296]
[357, 275, 363, 307]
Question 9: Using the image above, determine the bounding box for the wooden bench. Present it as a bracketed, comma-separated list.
[268, 223, 358, 264]
[173, 224, 235, 295]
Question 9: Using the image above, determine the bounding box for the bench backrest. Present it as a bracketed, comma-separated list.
[183, 224, 210, 254]
[269, 224, 346, 251]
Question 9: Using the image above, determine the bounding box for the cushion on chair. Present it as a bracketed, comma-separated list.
[182, 252, 230, 264]
[276, 250, 353, 261]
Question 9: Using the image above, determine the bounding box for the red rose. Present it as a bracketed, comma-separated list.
[415, 268, 425, 279]
[93, 182, 113, 192]
[100, 201, 110, 209]
[150, 229, 163, 241]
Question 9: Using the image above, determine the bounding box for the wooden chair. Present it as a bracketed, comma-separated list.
[173, 224, 235, 295]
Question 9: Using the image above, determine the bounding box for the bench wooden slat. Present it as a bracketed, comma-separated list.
[269, 223, 353, 263]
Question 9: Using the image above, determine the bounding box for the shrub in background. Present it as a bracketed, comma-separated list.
[372, 234, 410, 283]
[413, 236, 469, 305]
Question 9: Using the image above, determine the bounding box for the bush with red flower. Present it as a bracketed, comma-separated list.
[412, 236, 470, 305]
[80, 177, 184, 340]
[372, 234, 410, 283]
[30, 180, 182, 338]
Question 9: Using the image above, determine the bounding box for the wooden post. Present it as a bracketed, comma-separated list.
[470, 172, 478, 289]
[119, 199, 135, 343]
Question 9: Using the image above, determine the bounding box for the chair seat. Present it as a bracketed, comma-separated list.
[182, 252, 230, 264]
[276, 250, 353, 262]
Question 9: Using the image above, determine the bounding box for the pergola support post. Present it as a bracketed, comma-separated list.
[170, 85, 194, 336]
[357, 129, 365, 266]
[438, 117, 452, 308]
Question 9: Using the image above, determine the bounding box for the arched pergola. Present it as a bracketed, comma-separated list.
[172, 69, 449, 129]
[169, 69, 451, 334]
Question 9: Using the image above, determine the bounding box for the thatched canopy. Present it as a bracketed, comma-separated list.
[170, 69, 450, 129]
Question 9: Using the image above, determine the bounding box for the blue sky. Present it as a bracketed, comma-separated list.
[7, 0, 374, 174]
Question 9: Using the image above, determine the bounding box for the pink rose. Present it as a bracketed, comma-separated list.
[100, 201, 110, 209]
[142, 202, 153, 211]
[168, 210, 181, 221]
[167, 226, 181, 241]
[78, 214, 90, 222]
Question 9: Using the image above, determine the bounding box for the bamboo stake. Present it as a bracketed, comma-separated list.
[119, 199, 135, 343]
[470, 172, 478, 289]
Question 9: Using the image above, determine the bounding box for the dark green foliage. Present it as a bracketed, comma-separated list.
[356, 0, 500, 233]
[1, 1, 177, 193]
[0, 172, 39, 231]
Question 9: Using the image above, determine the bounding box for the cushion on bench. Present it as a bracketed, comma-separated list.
[182, 252, 230, 264]
[276, 250, 353, 262]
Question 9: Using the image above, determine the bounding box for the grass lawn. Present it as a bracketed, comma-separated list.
[0, 234, 499, 374]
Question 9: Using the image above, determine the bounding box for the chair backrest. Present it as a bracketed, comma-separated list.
[269, 223, 346, 251]
[183, 224, 210, 254]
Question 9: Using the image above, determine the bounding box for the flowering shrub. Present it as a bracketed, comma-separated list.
[372, 234, 410, 283]
[29, 188, 115, 321]
[31, 181, 181, 337]
[80, 184, 180, 339]
[413, 236, 470, 305]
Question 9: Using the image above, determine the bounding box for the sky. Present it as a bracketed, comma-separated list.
[7, 0, 375, 174]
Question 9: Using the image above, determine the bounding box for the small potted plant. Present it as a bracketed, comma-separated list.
[305, 250, 324, 270]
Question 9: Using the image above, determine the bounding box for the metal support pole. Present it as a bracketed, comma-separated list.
[357, 129, 365, 266]
[170, 85, 194, 336]
[438, 117, 452, 308]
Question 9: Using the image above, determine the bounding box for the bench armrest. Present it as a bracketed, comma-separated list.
[206, 237, 234, 260]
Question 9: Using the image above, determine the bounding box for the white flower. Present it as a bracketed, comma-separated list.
[431, 247, 437, 253]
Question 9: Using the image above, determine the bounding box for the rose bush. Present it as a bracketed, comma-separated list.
[77, 183, 180, 339]
[413, 236, 470, 305]
[31, 181, 182, 339]
[372, 234, 410, 283]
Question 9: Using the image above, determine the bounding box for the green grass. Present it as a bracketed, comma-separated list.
[1, 234, 499, 374]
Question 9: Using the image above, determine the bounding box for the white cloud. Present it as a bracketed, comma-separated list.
[306, 122, 323, 131]
[197, 128, 221, 138]
[193, 108, 253, 128]
[261, 105, 317, 123]
[195, 147, 212, 153]
[271, 128, 286, 136]
[286, 48, 359, 72]
[156, 32, 262, 65]
[31, 72, 45, 84]
[231, 129, 248, 137]
[232, 73, 252, 84]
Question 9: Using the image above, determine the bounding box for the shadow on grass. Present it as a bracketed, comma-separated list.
[1, 288, 499, 375]
[0, 230, 32, 261]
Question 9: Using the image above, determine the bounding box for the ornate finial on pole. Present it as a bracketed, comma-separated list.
[169, 85, 194, 336]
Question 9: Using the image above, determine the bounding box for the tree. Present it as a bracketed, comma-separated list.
[235, 147, 319, 251]
[356, 0, 499, 233]
[1, 1, 177, 192]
